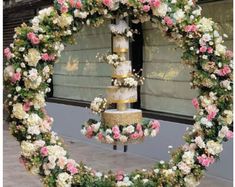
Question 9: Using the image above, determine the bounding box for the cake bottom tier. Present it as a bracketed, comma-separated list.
[102, 109, 142, 127]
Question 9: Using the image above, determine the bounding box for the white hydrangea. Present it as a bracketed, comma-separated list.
[56, 172, 72, 187]
[215, 44, 226, 56]
[12, 103, 28, 120]
[206, 140, 223, 155]
[47, 145, 67, 158]
[194, 136, 205, 148]
[21, 141, 37, 157]
[24, 48, 41, 67]
[198, 17, 214, 32]
[26, 113, 42, 126]
[33, 93, 45, 109]
[218, 126, 229, 139]
[173, 9, 185, 23]
[178, 161, 191, 174]
[182, 151, 195, 166]
[27, 125, 41, 135]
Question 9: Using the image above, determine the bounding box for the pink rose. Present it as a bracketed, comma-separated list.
[150, 0, 160, 7]
[115, 170, 124, 181]
[76, 0, 82, 9]
[220, 65, 231, 76]
[197, 154, 215, 167]
[11, 72, 21, 83]
[138, 130, 144, 137]
[130, 132, 139, 140]
[225, 50, 233, 59]
[103, 0, 112, 7]
[40, 147, 48, 157]
[69, 0, 76, 7]
[57, 0, 65, 5]
[113, 132, 120, 140]
[4, 47, 12, 60]
[143, 5, 150, 12]
[164, 16, 173, 27]
[199, 46, 207, 53]
[192, 98, 199, 110]
[207, 47, 213, 54]
[86, 126, 93, 138]
[61, 5, 68, 13]
[41, 53, 49, 61]
[27, 32, 40, 45]
[226, 130, 233, 140]
[136, 124, 142, 132]
[23, 102, 31, 112]
[98, 132, 104, 141]
[206, 105, 219, 121]
[151, 120, 160, 130]
[112, 125, 120, 134]
[184, 25, 197, 32]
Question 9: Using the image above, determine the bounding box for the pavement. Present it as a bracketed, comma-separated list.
[3, 129, 233, 187]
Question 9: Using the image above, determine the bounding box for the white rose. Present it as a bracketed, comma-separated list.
[4, 65, 14, 81]
[125, 125, 135, 134]
[106, 135, 114, 144]
[74, 10, 89, 19]
[206, 140, 223, 155]
[91, 122, 101, 132]
[57, 14, 73, 28]
[218, 126, 229, 139]
[215, 44, 226, 56]
[120, 135, 128, 143]
[33, 93, 45, 109]
[47, 145, 67, 158]
[151, 129, 157, 137]
[27, 125, 41, 135]
[12, 103, 28, 119]
[144, 129, 149, 136]
[26, 113, 42, 126]
[24, 48, 41, 67]
[173, 9, 185, 23]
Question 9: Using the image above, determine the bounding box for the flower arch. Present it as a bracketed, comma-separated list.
[3, 0, 233, 186]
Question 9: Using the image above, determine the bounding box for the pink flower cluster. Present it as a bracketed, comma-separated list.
[4, 47, 13, 60]
[151, 120, 160, 131]
[192, 98, 199, 110]
[197, 154, 215, 167]
[216, 65, 231, 76]
[184, 25, 197, 33]
[150, 0, 161, 7]
[41, 53, 55, 61]
[206, 105, 219, 121]
[27, 32, 40, 45]
[199, 46, 213, 54]
[112, 125, 121, 140]
[23, 102, 33, 112]
[103, 0, 113, 8]
[86, 126, 93, 138]
[40, 147, 48, 157]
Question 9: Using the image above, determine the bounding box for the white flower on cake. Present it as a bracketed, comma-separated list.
[24, 48, 41, 67]
[90, 97, 107, 114]
[109, 20, 129, 35]
[105, 135, 114, 144]
[12, 103, 28, 119]
[206, 140, 223, 155]
[56, 172, 72, 187]
[91, 122, 101, 132]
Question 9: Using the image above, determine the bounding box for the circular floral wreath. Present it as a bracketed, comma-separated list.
[3, 0, 233, 186]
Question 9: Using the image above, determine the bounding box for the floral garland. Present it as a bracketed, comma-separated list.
[3, 0, 233, 186]
[81, 119, 160, 144]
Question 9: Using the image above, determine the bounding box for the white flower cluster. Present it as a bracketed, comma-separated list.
[90, 97, 107, 114]
[109, 20, 133, 38]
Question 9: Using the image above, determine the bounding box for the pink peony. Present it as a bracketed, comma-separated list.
[4, 47, 12, 60]
[136, 124, 142, 132]
[130, 132, 139, 139]
[143, 5, 150, 12]
[61, 5, 68, 13]
[76, 0, 82, 9]
[197, 154, 215, 167]
[112, 125, 120, 134]
[199, 46, 207, 53]
[11, 72, 21, 83]
[23, 102, 31, 112]
[206, 105, 219, 121]
[115, 170, 124, 181]
[226, 130, 233, 140]
[27, 32, 40, 45]
[41, 53, 49, 61]
[151, 120, 160, 130]
[103, 0, 112, 7]
[40, 147, 48, 157]
[219, 65, 231, 76]
[150, 0, 160, 7]
[164, 16, 173, 27]
[192, 98, 199, 110]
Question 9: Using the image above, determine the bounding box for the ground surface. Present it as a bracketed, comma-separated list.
[3, 130, 233, 187]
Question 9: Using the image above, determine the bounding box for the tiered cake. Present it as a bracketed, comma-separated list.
[102, 36, 143, 127]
